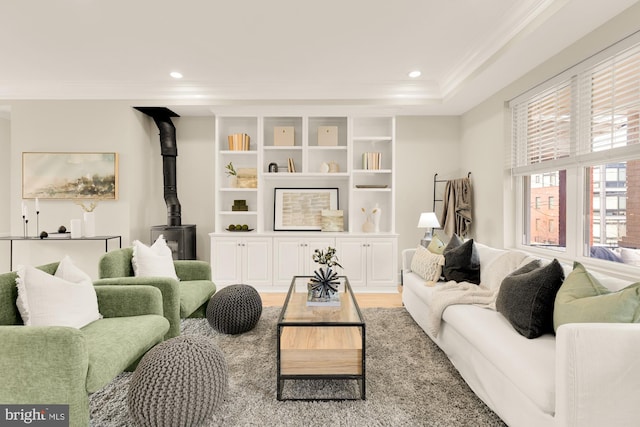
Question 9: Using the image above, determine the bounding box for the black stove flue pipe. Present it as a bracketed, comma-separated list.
[134, 107, 182, 226]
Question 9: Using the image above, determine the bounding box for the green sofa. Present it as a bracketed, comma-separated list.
[95, 248, 216, 339]
[0, 262, 170, 427]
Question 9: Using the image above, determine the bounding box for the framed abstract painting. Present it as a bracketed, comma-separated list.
[22, 152, 119, 199]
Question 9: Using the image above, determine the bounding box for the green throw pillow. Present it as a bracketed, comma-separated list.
[427, 235, 446, 255]
[553, 262, 640, 332]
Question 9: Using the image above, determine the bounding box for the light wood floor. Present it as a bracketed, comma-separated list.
[260, 286, 403, 308]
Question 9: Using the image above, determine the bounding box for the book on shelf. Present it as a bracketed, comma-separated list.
[227, 133, 251, 151]
[287, 157, 296, 173]
[362, 152, 382, 170]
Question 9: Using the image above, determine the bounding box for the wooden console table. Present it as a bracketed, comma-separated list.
[0, 235, 122, 270]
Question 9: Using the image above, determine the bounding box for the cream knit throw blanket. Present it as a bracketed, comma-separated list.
[427, 281, 497, 337]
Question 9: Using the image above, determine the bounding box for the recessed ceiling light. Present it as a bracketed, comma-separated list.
[408, 70, 421, 78]
[170, 71, 183, 79]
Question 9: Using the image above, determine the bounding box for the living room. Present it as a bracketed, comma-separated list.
[0, 2, 637, 280]
[2, 1, 640, 426]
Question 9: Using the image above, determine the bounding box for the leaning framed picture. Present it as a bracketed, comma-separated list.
[274, 187, 339, 231]
[22, 152, 119, 199]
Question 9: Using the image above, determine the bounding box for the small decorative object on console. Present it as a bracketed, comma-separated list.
[307, 247, 342, 306]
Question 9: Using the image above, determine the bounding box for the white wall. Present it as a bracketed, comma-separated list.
[3, 105, 457, 282]
[0, 116, 10, 235]
[0, 115, 11, 269]
[6, 101, 153, 277]
[460, 1, 640, 249]
[131, 115, 216, 264]
[395, 116, 461, 256]
[175, 117, 216, 262]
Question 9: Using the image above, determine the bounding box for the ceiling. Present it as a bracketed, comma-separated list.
[0, 0, 638, 116]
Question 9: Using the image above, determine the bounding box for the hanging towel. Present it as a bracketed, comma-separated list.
[441, 177, 472, 237]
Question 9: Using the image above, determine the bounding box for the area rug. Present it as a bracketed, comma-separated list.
[89, 307, 506, 426]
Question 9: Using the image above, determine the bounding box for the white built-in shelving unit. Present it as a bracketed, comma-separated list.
[210, 114, 397, 292]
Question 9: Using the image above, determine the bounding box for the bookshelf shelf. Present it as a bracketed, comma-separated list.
[212, 114, 397, 290]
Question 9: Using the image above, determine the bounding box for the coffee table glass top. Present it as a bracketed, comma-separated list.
[279, 276, 364, 325]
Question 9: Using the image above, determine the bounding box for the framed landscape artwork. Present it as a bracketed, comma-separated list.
[274, 188, 339, 231]
[22, 152, 119, 199]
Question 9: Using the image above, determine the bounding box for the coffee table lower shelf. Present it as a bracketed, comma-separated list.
[277, 325, 366, 401]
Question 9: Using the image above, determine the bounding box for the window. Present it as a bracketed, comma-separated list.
[511, 35, 640, 267]
[587, 162, 636, 248]
[525, 171, 566, 250]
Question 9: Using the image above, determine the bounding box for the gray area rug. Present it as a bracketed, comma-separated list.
[90, 307, 506, 426]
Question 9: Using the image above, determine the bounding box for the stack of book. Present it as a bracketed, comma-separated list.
[228, 133, 251, 151]
[363, 152, 382, 170]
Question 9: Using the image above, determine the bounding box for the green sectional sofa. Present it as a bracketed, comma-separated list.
[0, 262, 170, 427]
[95, 248, 216, 339]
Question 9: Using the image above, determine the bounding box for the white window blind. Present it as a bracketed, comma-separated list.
[580, 43, 640, 155]
[511, 81, 572, 173]
[511, 36, 640, 175]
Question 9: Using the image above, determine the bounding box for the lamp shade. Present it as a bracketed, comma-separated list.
[417, 212, 440, 229]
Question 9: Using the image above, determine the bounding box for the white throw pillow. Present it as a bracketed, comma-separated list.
[55, 255, 94, 284]
[410, 246, 445, 283]
[619, 248, 640, 266]
[16, 260, 101, 328]
[132, 234, 179, 280]
[481, 250, 532, 291]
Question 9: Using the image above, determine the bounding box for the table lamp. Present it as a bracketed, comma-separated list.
[418, 212, 440, 247]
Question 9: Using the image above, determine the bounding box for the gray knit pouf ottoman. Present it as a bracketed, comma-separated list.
[206, 284, 262, 334]
[127, 335, 228, 427]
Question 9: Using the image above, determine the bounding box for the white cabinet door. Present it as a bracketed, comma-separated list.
[211, 237, 242, 285]
[336, 238, 367, 287]
[211, 236, 272, 286]
[243, 237, 273, 286]
[367, 238, 397, 287]
[273, 237, 336, 285]
[336, 236, 397, 288]
[273, 238, 304, 285]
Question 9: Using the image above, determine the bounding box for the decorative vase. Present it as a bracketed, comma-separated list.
[228, 175, 238, 188]
[307, 267, 340, 306]
[70, 219, 82, 238]
[83, 212, 95, 237]
[362, 220, 374, 233]
[372, 203, 381, 233]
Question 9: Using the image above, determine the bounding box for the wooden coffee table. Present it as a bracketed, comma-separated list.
[276, 276, 366, 400]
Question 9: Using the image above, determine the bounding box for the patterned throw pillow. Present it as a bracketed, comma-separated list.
[411, 246, 445, 283]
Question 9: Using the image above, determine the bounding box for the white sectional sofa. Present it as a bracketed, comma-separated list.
[402, 243, 640, 427]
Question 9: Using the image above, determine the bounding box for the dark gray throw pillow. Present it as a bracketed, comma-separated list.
[443, 238, 480, 284]
[496, 259, 564, 339]
[444, 233, 464, 252]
